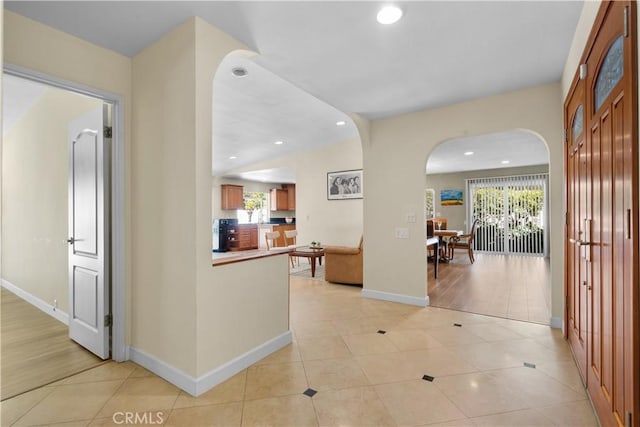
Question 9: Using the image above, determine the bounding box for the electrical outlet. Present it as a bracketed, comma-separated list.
[395, 227, 409, 239]
[406, 213, 416, 223]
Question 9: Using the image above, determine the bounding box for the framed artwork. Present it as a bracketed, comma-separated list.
[441, 189, 463, 206]
[327, 169, 363, 200]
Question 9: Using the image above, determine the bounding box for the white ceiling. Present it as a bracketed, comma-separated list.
[4, 1, 582, 178]
[213, 55, 358, 176]
[426, 130, 548, 175]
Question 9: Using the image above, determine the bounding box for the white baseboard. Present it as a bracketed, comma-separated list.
[129, 346, 198, 395]
[195, 330, 292, 396]
[361, 288, 429, 307]
[549, 316, 563, 329]
[1, 279, 69, 324]
[130, 330, 292, 396]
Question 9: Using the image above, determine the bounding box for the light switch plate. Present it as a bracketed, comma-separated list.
[406, 213, 416, 223]
[395, 227, 409, 239]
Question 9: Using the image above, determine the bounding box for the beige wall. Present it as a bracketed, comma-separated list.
[131, 18, 200, 375]
[426, 165, 549, 231]
[221, 137, 364, 247]
[561, 1, 600, 98]
[2, 88, 102, 313]
[3, 10, 133, 339]
[197, 253, 290, 373]
[365, 83, 563, 319]
[193, 18, 291, 376]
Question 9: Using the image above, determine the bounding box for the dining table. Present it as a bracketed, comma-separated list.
[433, 229, 462, 262]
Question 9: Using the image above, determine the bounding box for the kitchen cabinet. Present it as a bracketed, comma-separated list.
[270, 185, 296, 211]
[221, 184, 243, 210]
[270, 188, 289, 211]
[283, 184, 296, 210]
[227, 224, 258, 251]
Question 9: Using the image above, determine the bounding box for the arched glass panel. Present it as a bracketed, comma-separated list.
[595, 35, 624, 111]
[572, 104, 584, 144]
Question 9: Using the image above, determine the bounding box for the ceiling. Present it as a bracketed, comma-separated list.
[4, 1, 583, 179]
[426, 130, 548, 175]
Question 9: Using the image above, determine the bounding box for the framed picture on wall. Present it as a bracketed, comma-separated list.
[441, 189, 463, 206]
[327, 169, 363, 200]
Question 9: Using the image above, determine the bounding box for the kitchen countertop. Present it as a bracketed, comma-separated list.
[212, 247, 291, 266]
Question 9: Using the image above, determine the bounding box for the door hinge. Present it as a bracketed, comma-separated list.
[103, 126, 112, 138]
[579, 64, 587, 80]
[624, 6, 629, 38]
[104, 314, 113, 327]
[564, 128, 569, 143]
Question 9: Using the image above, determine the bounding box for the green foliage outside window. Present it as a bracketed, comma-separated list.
[472, 187, 544, 237]
[243, 192, 267, 223]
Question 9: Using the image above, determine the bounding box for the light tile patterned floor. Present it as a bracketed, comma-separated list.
[2, 275, 598, 426]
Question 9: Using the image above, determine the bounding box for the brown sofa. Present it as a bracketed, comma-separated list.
[324, 236, 363, 285]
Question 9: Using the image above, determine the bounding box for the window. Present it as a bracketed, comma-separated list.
[237, 192, 268, 224]
[425, 189, 435, 219]
[467, 174, 548, 256]
[594, 35, 624, 111]
[572, 104, 584, 144]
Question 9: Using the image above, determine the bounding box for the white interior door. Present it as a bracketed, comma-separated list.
[68, 106, 110, 359]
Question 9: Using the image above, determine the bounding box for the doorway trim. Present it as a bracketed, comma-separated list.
[4, 63, 126, 362]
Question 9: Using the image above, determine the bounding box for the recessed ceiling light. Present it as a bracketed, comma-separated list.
[274, 140, 284, 145]
[377, 5, 403, 25]
[501, 160, 510, 164]
[464, 151, 474, 156]
[229, 156, 237, 160]
[231, 67, 247, 77]
[336, 120, 346, 126]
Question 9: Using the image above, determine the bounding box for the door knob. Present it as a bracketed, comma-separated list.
[67, 237, 75, 244]
[569, 238, 592, 246]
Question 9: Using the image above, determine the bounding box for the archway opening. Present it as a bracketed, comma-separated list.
[210, 50, 362, 258]
[424, 129, 551, 324]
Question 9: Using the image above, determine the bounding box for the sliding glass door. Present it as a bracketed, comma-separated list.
[468, 174, 548, 256]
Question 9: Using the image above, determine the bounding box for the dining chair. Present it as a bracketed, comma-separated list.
[284, 229, 298, 267]
[448, 219, 479, 263]
[265, 231, 280, 250]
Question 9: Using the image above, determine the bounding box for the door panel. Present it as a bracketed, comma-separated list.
[68, 106, 110, 360]
[72, 133, 99, 256]
[565, 78, 587, 380]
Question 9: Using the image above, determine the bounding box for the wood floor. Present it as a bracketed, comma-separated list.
[427, 253, 551, 324]
[1, 289, 105, 400]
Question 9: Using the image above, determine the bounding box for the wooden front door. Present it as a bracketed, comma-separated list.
[564, 2, 639, 426]
[565, 79, 588, 379]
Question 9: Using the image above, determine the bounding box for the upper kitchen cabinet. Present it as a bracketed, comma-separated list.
[270, 184, 296, 211]
[221, 184, 244, 210]
[270, 188, 288, 211]
[283, 184, 296, 210]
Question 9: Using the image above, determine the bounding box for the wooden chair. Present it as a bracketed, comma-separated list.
[448, 219, 479, 263]
[284, 229, 298, 267]
[265, 231, 280, 250]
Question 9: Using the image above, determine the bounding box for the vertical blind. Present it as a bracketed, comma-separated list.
[467, 173, 548, 256]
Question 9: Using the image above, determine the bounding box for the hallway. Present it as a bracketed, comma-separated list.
[2, 275, 596, 426]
